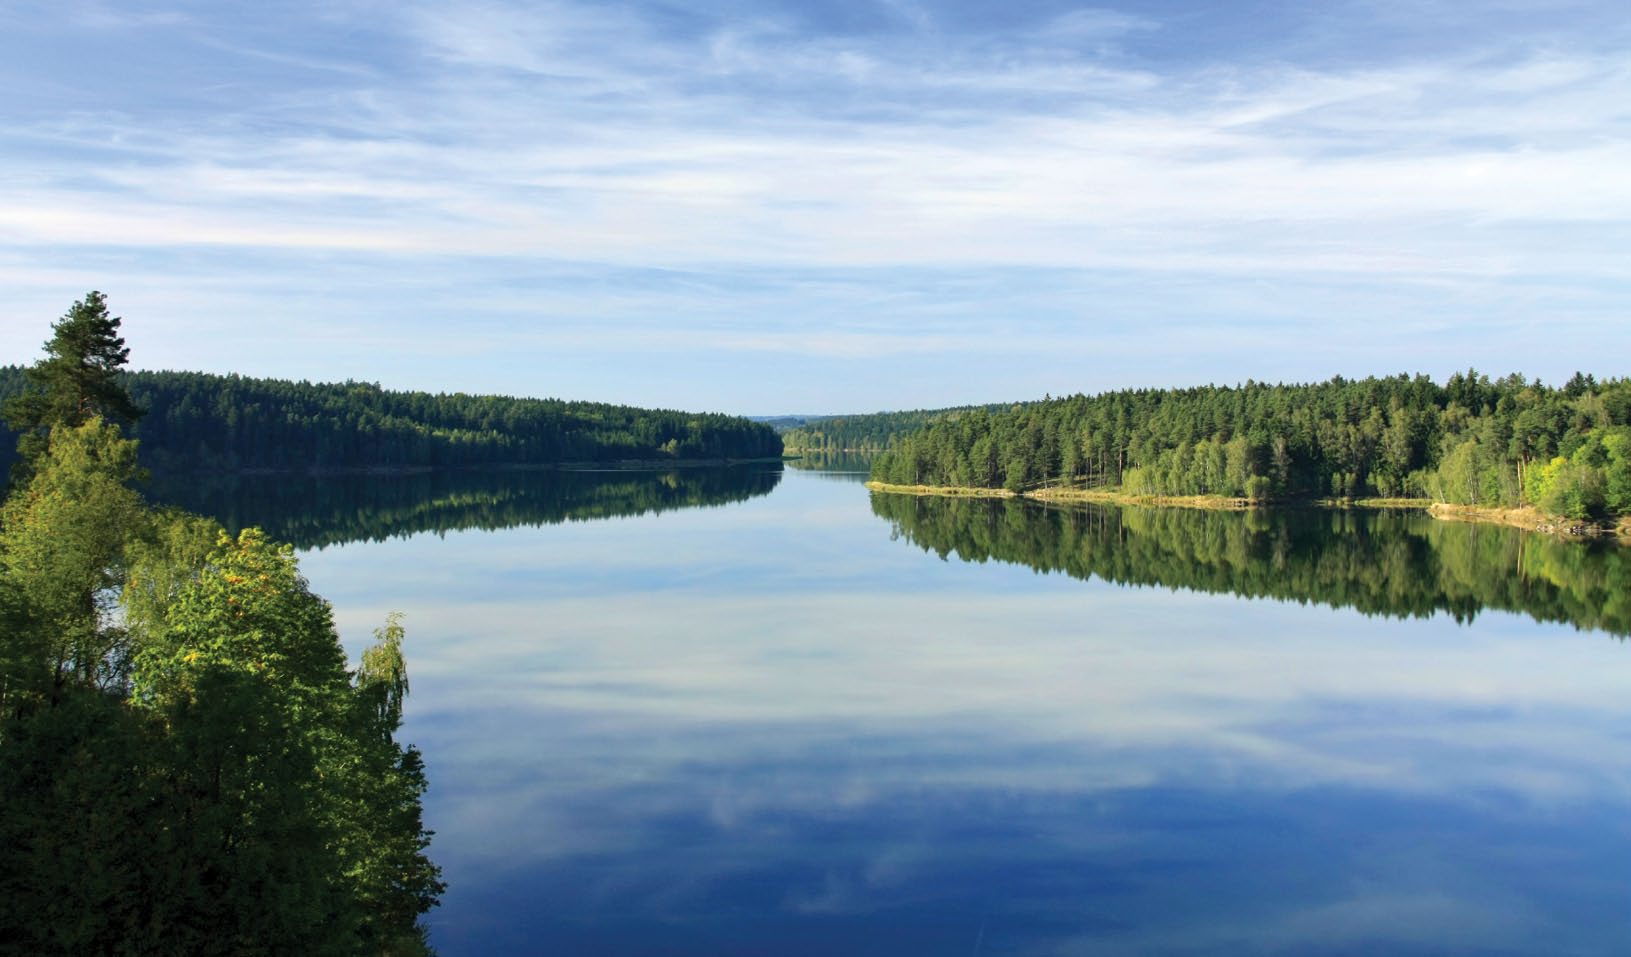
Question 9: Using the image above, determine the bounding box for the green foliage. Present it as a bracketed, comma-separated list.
[868, 373, 1631, 521]
[1003, 456, 1031, 492]
[2, 291, 142, 481]
[0, 367, 782, 476]
[0, 298, 442, 954]
[125, 526, 444, 953]
[358, 612, 411, 732]
[130, 528, 348, 707]
[1603, 428, 1631, 515]
[0, 419, 145, 696]
[122, 508, 224, 639]
[1433, 437, 1490, 505]
[1532, 456, 1606, 521]
[782, 405, 1005, 453]
[1, 470, 444, 955]
[341, 616, 443, 955]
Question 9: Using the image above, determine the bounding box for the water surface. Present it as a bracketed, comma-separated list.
[168, 469, 1631, 955]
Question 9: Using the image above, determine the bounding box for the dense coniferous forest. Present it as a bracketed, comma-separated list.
[781, 405, 1002, 453]
[1, 294, 442, 953]
[870, 373, 1631, 521]
[873, 493, 1631, 636]
[0, 367, 783, 475]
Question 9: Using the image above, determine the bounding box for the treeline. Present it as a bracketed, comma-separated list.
[0, 367, 783, 474]
[781, 405, 1001, 452]
[871, 373, 1631, 521]
[153, 466, 783, 551]
[1, 293, 442, 952]
[872, 493, 1631, 636]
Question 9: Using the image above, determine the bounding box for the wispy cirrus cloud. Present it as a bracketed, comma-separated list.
[2, 0, 1628, 407]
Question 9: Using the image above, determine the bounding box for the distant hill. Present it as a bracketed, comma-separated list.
[748, 415, 835, 432]
[780, 405, 1012, 452]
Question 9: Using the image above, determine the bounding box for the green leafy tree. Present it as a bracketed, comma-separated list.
[1602, 428, 1631, 515]
[1533, 455, 1607, 521]
[346, 614, 444, 955]
[129, 529, 444, 954]
[0, 418, 145, 701]
[0, 302, 442, 954]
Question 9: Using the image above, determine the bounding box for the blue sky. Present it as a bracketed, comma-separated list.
[2, 0, 1627, 413]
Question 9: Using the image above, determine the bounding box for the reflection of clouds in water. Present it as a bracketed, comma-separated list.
[425, 731, 1615, 954]
[1051, 890, 1545, 956]
[298, 472, 1631, 954]
[359, 586, 1631, 878]
[392, 590, 1631, 790]
[1266, 891, 1539, 947]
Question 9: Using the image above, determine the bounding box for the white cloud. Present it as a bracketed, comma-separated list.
[7, 5, 1629, 277]
[2, 0, 1628, 403]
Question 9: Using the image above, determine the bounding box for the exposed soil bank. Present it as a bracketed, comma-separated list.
[1428, 502, 1626, 540]
[863, 482, 1017, 500]
[865, 482, 1255, 509]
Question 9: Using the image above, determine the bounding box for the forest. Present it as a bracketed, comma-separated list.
[872, 493, 1631, 637]
[780, 405, 1002, 453]
[0, 294, 443, 953]
[869, 373, 1631, 522]
[0, 368, 783, 475]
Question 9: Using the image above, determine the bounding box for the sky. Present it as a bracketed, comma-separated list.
[2, 0, 1628, 414]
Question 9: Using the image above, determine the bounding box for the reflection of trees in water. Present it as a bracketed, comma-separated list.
[872, 493, 1631, 637]
[785, 451, 875, 478]
[151, 466, 783, 550]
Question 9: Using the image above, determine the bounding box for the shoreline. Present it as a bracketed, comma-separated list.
[865, 481, 1627, 541]
[782, 448, 886, 454]
[1426, 502, 1628, 540]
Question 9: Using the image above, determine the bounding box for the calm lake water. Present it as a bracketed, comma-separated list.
[156, 466, 1631, 955]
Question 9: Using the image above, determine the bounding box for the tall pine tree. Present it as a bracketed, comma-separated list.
[3, 291, 143, 480]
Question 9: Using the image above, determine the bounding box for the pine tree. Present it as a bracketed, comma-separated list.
[3, 291, 143, 479]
